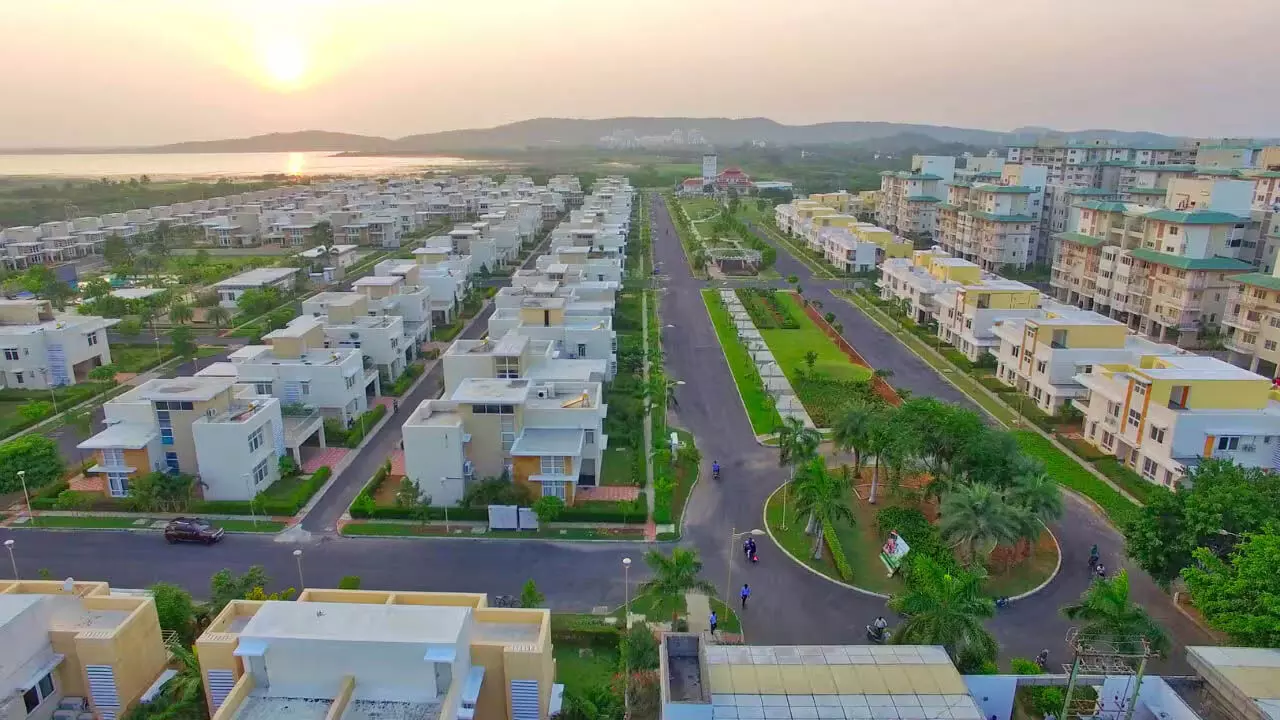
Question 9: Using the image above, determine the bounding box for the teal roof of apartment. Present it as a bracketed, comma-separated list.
[1077, 200, 1131, 212]
[1196, 167, 1243, 177]
[949, 181, 972, 188]
[937, 203, 961, 211]
[1125, 187, 1167, 195]
[880, 171, 945, 181]
[1054, 231, 1110, 248]
[974, 184, 1037, 194]
[1246, 170, 1280, 178]
[1132, 164, 1197, 173]
[974, 171, 1002, 178]
[907, 195, 943, 203]
[1129, 248, 1252, 271]
[1234, 273, 1280, 292]
[1096, 160, 1134, 167]
[1066, 187, 1118, 196]
[966, 211, 1036, 222]
[1142, 208, 1248, 224]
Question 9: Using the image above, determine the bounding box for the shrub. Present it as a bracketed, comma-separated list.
[387, 362, 424, 396]
[875, 506, 958, 576]
[326, 404, 388, 448]
[550, 614, 622, 647]
[1093, 457, 1160, 504]
[559, 497, 647, 524]
[1009, 657, 1066, 715]
[338, 576, 362, 590]
[1012, 431, 1137, 527]
[0, 434, 65, 494]
[823, 520, 853, 581]
[533, 496, 565, 523]
[54, 490, 95, 512]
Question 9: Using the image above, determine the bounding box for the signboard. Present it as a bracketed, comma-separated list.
[879, 531, 910, 576]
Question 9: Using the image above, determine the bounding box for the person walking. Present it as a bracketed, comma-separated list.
[709, 610, 718, 636]
[740, 584, 751, 609]
[1088, 544, 1099, 570]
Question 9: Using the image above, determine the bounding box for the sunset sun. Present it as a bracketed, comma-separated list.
[256, 34, 309, 90]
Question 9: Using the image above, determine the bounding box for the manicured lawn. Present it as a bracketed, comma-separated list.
[341, 522, 644, 541]
[217, 519, 287, 533]
[1012, 432, 1139, 528]
[620, 592, 742, 634]
[260, 474, 305, 500]
[761, 293, 871, 384]
[599, 447, 638, 487]
[765, 485, 850, 583]
[553, 644, 619, 695]
[27, 516, 149, 529]
[702, 290, 782, 435]
[111, 345, 175, 373]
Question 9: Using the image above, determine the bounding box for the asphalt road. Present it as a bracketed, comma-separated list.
[0, 202, 1212, 670]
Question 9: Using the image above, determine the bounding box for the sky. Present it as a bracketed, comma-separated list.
[0, 0, 1273, 147]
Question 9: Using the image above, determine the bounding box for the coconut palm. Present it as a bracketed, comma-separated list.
[863, 408, 906, 504]
[638, 548, 717, 621]
[1006, 471, 1064, 542]
[831, 401, 877, 478]
[205, 305, 231, 329]
[939, 483, 1023, 564]
[1061, 570, 1170, 656]
[776, 416, 821, 529]
[791, 458, 855, 557]
[168, 301, 193, 325]
[889, 556, 997, 670]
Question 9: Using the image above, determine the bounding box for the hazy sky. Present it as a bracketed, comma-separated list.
[1, 0, 1273, 147]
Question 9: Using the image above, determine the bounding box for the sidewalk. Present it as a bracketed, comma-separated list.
[685, 592, 711, 633]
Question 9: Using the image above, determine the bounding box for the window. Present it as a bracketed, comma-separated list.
[1267, 340, 1277, 351]
[2, 348, 17, 361]
[541, 481, 567, 501]
[14, 372, 22, 385]
[165, 451, 180, 473]
[23, 671, 55, 713]
[87, 332, 99, 346]
[540, 456, 567, 475]
[300, 381, 310, 396]
[252, 458, 269, 485]
[254, 382, 273, 395]
[1141, 457, 1158, 479]
[345, 374, 356, 389]
[1036, 360, 1047, 374]
[248, 428, 264, 453]
[1128, 409, 1142, 427]
[1149, 426, 1166, 444]
[1101, 431, 1115, 449]
[1217, 436, 1240, 451]
[576, 343, 587, 358]
[584, 429, 595, 445]
[160, 428, 174, 445]
[107, 472, 130, 498]
[495, 356, 519, 379]
[1133, 383, 1146, 397]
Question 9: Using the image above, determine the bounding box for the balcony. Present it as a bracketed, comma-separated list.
[1223, 313, 1260, 333]
[1224, 335, 1256, 354]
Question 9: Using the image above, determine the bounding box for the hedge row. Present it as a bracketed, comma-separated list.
[822, 520, 853, 582]
[325, 404, 388, 448]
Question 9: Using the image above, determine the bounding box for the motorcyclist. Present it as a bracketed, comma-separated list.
[872, 616, 888, 640]
[712, 460, 720, 479]
[1036, 649, 1050, 669]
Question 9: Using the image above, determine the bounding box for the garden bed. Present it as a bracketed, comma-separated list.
[702, 290, 782, 434]
[735, 288, 799, 329]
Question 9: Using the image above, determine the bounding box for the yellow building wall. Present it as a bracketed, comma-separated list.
[1032, 323, 1128, 348]
[883, 242, 913, 258]
[511, 456, 576, 505]
[49, 630, 87, 698]
[938, 265, 981, 284]
[74, 600, 168, 716]
[965, 289, 1038, 309]
[1141, 376, 1272, 411]
[518, 306, 565, 326]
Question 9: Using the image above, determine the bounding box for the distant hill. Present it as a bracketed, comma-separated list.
[140, 130, 394, 154]
[15, 118, 1184, 154]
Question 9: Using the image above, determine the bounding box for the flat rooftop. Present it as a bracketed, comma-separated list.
[263, 316, 325, 339]
[305, 291, 364, 308]
[240, 601, 470, 646]
[353, 275, 403, 287]
[509, 427, 585, 457]
[451, 377, 531, 404]
[1139, 354, 1266, 381]
[131, 376, 236, 402]
[234, 696, 332, 720]
[109, 287, 165, 300]
[214, 267, 299, 288]
[78, 422, 158, 450]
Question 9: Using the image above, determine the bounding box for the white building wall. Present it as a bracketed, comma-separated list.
[402, 418, 468, 505]
[192, 400, 283, 501]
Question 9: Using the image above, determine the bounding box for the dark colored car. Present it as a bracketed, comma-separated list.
[163, 517, 225, 545]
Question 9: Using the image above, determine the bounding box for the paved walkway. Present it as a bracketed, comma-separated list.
[576, 486, 639, 502]
[686, 592, 712, 634]
[303, 448, 349, 474]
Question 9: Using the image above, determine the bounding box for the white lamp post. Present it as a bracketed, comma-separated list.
[17, 470, 32, 521]
[292, 549, 304, 589]
[3, 539, 16, 579]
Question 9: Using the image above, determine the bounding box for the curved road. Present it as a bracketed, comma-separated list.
[1, 195, 1210, 671]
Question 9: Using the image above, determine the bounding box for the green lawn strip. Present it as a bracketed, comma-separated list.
[553, 643, 619, 696]
[599, 447, 638, 486]
[110, 345, 177, 373]
[701, 290, 782, 434]
[670, 428, 697, 525]
[760, 293, 871, 383]
[341, 522, 643, 540]
[708, 598, 743, 634]
[27, 516, 150, 529]
[217, 520, 287, 533]
[1012, 431, 1138, 527]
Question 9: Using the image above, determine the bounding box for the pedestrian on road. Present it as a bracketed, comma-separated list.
[709, 610, 718, 635]
[1088, 543, 1099, 570]
[1095, 563, 1107, 580]
[740, 584, 750, 609]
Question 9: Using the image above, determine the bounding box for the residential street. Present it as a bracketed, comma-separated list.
[0, 197, 1211, 670]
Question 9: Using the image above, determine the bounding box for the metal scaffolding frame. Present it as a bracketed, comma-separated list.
[1059, 628, 1156, 720]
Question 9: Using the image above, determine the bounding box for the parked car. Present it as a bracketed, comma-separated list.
[163, 517, 225, 545]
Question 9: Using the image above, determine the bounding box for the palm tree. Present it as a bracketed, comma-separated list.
[864, 408, 904, 504]
[939, 483, 1023, 564]
[168, 302, 193, 325]
[638, 548, 717, 621]
[776, 416, 820, 529]
[1006, 472, 1063, 550]
[205, 305, 231, 329]
[1062, 570, 1170, 656]
[889, 556, 997, 671]
[831, 401, 877, 482]
[792, 459, 855, 558]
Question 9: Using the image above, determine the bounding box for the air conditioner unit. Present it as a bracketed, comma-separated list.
[536, 387, 550, 399]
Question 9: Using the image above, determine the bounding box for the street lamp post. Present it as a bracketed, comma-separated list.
[726, 528, 766, 609]
[3, 539, 16, 578]
[244, 473, 258, 528]
[38, 369, 57, 414]
[292, 549, 304, 589]
[17, 470, 32, 522]
[622, 556, 632, 713]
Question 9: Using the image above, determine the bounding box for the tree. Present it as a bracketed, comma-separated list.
[939, 483, 1023, 564]
[1061, 570, 1169, 656]
[205, 305, 232, 329]
[209, 566, 273, 614]
[0, 434, 63, 494]
[622, 623, 660, 671]
[125, 644, 204, 720]
[18, 401, 54, 423]
[520, 579, 545, 608]
[82, 277, 112, 299]
[394, 478, 422, 508]
[864, 407, 908, 504]
[125, 471, 194, 512]
[776, 415, 821, 527]
[832, 401, 878, 479]
[889, 556, 997, 671]
[168, 302, 193, 325]
[236, 287, 280, 317]
[803, 350, 818, 375]
[338, 576, 362, 590]
[897, 398, 985, 495]
[533, 495, 565, 523]
[638, 548, 717, 620]
[792, 459, 856, 558]
[149, 582, 197, 643]
[1181, 526, 1280, 647]
[1005, 471, 1063, 544]
[115, 317, 143, 337]
[170, 325, 196, 360]
[88, 364, 118, 382]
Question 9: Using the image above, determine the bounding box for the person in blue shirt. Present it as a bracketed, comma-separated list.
[740, 583, 751, 609]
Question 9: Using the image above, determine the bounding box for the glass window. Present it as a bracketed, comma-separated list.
[38, 673, 53, 698]
[540, 456, 567, 475]
[542, 481, 566, 500]
[248, 428, 264, 453]
[108, 472, 130, 498]
[3, 348, 18, 361]
[165, 452, 180, 473]
[253, 459, 270, 485]
[1217, 436, 1240, 451]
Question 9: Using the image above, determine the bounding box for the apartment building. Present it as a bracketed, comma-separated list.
[0, 300, 116, 389]
[204, 212, 264, 248]
[402, 376, 606, 504]
[212, 268, 300, 309]
[442, 333, 608, 395]
[532, 248, 623, 284]
[1222, 268, 1280, 377]
[876, 155, 957, 242]
[200, 316, 372, 424]
[992, 304, 1184, 414]
[0, 579, 170, 720]
[377, 258, 466, 326]
[197, 589, 559, 720]
[301, 292, 408, 380]
[815, 227, 878, 273]
[486, 296, 616, 378]
[936, 163, 1047, 270]
[1006, 138, 1199, 186]
[1075, 353, 1280, 486]
[353, 273, 433, 348]
[77, 376, 322, 500]
[295, 244, 358, 282]
[878, 249, 1042, 359]
[1051, 180, 1254, 345]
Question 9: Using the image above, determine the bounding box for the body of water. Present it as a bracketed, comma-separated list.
[0, 151, 484, 179]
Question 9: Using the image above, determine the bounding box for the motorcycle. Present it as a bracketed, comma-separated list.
[712, 466, 721, 481]
[866, 625, 891, 644]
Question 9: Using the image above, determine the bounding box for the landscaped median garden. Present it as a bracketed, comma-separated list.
[701, 290, 782, 434]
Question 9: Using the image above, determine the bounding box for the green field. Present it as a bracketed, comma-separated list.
[701, 290, 782, 435]
[760, 293, 871, 384]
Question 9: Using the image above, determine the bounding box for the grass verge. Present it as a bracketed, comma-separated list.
[701, 290, 782, 434]
[341, 522, 644, 540]
[1012, 431, 1138, 528]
